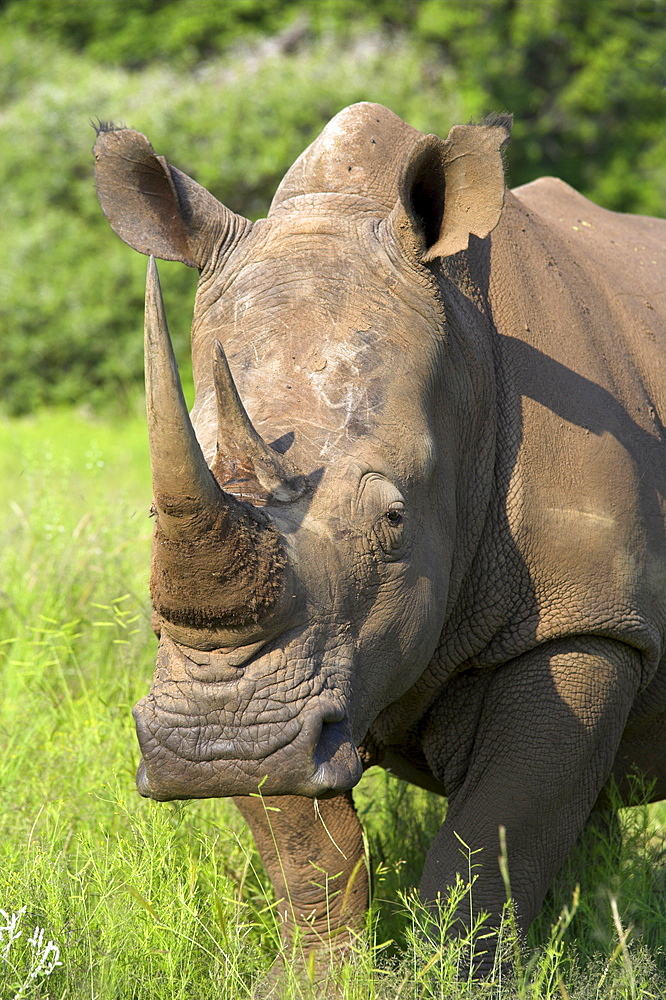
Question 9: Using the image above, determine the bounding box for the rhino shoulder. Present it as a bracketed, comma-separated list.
[511, 176, 607, 227]
[511, 175, 666, 246]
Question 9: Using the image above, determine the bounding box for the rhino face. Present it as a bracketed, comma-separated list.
[95, 103, 510, 799]
[133, 237, 449, 800]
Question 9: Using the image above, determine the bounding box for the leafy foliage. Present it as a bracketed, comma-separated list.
[0, 0, 664, 412]
[415, 0, 666, 214]
[0, 21, 459, 415]
[3, 0, 415, 67]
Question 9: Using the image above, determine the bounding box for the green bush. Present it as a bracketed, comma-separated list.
[1, 0, 664, 414]
[415, 0, 666, 214]
[0, 25, 458, 414]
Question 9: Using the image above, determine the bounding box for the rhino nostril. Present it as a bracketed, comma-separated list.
[311, 715, 363, 796]
[313, 716, 348, 767]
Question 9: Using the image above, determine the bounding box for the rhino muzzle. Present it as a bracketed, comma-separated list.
[133, 699, 362, 799]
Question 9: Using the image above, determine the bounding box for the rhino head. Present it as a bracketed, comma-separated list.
[94, 103, 510, 801]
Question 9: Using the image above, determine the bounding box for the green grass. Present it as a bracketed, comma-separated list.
[1, 408, 665, 998]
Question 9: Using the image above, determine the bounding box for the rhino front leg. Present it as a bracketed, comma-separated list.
[421, 637, 642, 971]
[233, 791, 368, 956]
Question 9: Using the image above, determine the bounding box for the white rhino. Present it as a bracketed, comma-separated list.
[94, 103, 666, 970]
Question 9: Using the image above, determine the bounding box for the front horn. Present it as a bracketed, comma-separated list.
[144, 255, 223, 532]
[144, 257, 289, 633]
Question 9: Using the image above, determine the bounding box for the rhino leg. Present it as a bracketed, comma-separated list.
[421, 637, 641, 972]
[233, 791, 368, 957]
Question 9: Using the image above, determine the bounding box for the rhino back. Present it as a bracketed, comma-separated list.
[485, 182, 666, 676]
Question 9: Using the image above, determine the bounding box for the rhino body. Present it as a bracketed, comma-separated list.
[95, 103, 666, 963]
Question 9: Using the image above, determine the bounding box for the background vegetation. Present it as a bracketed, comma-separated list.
[0, 0, 664, 413]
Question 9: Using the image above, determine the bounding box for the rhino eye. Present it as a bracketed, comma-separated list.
[375, 501, 407, 561]
[385, 507, 403, 526]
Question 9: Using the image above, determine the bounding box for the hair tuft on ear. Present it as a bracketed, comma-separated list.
[481, 111, 514, 137]
[480, 113, 513, 174]
[91, 118, 123, 136]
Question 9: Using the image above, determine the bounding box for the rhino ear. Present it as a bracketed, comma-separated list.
[389, 115, 512, 262]
[94, 127, 250, 268]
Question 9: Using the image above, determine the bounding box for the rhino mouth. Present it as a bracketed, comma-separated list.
[133, 697, 362, 800]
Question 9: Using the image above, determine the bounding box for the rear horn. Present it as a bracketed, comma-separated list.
[212, 340, 308, 503]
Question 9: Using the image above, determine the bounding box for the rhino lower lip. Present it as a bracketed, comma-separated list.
[136, 758, 152, 797]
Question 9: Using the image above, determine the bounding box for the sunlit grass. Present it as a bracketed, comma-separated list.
[1, 408, 665, 998]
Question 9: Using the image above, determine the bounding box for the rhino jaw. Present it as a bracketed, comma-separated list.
[132, 698, 362, 800]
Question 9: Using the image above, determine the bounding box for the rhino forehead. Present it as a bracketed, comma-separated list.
[191, 219, 442, 467]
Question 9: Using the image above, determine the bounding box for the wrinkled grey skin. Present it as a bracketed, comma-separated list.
[94, 103, 666, 969]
